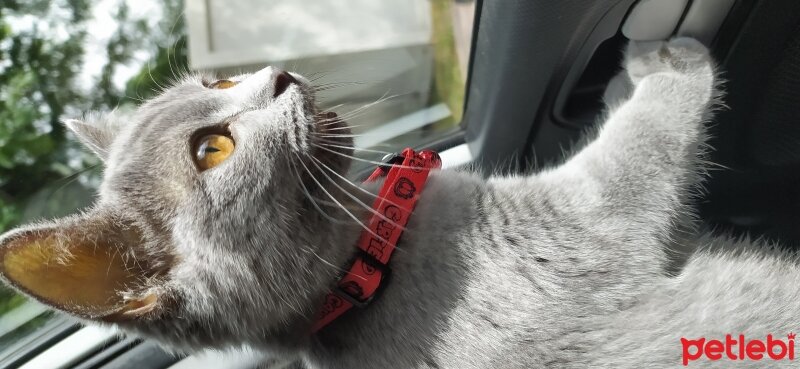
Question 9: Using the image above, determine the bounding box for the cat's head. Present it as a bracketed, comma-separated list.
[0, 67, 357, 350]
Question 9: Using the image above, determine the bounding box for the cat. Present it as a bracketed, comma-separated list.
[2, 37, 800, 368]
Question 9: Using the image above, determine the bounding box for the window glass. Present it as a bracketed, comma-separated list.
[186, 0, 476, 167]
[0, 0, 475, 355]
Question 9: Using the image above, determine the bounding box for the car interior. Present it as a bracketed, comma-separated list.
[467, 0, 800, 248]
[3, 0, 800, 367]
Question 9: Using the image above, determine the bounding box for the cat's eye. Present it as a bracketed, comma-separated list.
[207, 79, 238, 89]
[193, 134, 235, 171]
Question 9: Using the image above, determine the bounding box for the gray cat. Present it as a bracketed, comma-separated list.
[2, 37, 799, 368]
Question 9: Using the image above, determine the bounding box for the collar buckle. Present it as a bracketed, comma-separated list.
[368, 152, 405, 178]
[333, 250, 391, 309]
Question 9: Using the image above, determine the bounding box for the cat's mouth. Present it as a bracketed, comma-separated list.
[289, 109, 354, 195]
[309, 110, 353, 166]
[313, 111, 348, 137]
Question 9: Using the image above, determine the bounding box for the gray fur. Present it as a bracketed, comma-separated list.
[2, 38, 798, 368]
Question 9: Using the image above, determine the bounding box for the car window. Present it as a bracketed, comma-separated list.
[0, 0, 475, 361]
[185, 0, 475, 169]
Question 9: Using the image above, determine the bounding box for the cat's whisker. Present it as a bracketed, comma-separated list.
[696, 159, 731, 171]
[165, 12, 180, 83]
[313, 80, 366, 87]
[288, 160, 352, 224]
[315, 114, 355, 125]
[317, 94, 406, 123]
[309, 136, 362, 146]
[310, 144, 427, 170]
[120, 93, 147, 103]
[294, 153, 393, 248]
[165, 8, 190, 81]
[331, 109, 380, 122]
[145, 71, 165, 94]
[317, 107, 379, 124]
[313, 120, 337, 127]
[291, 159, 366, 223]
[145, 57, 169, 94]
[309, 158, 368, 189]
[45, 164, 101, 203]
[326, 93, 399, 121]
[312, 81, 367, 92]
[318, 103, 345, 112]
[319, 124, 364, 131]
[313, 136, 397, 150]
[306, 194, 366, 213]
[307, 155, 407, 233]
[299, 247, 367, 282]
[312, 133, 366, 139]
[265, 278, 307, 320]
[310, 136, 396, 153]
[316, 119, 354, 127]
[315, 142, 395, 156]
[310, 156, 410, 230]
[306, 72, 329, 84]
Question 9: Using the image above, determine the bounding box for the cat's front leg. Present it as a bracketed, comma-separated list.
[539, 38, 717, 288]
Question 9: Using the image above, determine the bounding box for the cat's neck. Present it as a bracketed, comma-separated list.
[302, 170, 487, 367]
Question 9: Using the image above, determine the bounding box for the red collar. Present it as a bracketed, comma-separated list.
[311, 148, 441, 332]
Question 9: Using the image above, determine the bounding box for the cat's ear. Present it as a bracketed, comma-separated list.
[63, 111, 123, 161]
[0, 213, 166, 321]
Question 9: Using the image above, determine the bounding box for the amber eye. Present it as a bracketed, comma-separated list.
[207, 79, 238, 89]
[193, 134, 235, 171]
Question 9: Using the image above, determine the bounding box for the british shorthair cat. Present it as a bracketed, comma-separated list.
[2, 38, 799, 368]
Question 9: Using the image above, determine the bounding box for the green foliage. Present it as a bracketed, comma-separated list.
[0, 0, 186, 232]
[0, 285, 26, 313]
[429, 0, 466, 129]
[0, 1, 89, 229]
[0, 0, 187, 330]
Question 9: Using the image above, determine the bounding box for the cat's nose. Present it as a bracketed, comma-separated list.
[273, 70, 298, 98]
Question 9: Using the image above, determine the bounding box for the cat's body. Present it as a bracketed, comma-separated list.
[2, 38, 799, 368]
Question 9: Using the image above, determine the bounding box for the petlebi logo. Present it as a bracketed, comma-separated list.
[681, 333, 795, 366]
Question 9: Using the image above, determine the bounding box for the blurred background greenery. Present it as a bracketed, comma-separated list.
[0, 0, 187, 348]
[0, 0, 186, 229]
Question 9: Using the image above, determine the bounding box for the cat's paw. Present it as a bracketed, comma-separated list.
[625, 37, 712, 84]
